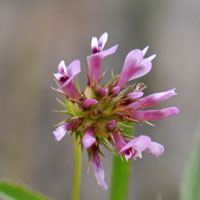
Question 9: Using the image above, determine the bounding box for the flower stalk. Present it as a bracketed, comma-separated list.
[72, 136, 82, 200]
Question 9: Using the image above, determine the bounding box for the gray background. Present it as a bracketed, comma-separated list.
[0, 0, 199, 200]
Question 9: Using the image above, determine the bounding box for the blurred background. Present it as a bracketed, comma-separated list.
[0, 0, 200, 199]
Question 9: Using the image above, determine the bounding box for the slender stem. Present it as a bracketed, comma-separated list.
[72, 136, 82, 200]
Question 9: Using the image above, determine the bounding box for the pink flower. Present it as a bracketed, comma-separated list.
[113, 133, 164, 161]
[131, 107, 180, 121]
[126, 88, 177, 110]
[82, 127, 96, 149]
[53, 119, 82, 141]
[117, 46, 156, 88]
[53, 124, 67, 141]
[54, 60, 81, 99]
[91, 148, 108, 190]
[53, 32, 179, 190]
[87, 33, 118, 85]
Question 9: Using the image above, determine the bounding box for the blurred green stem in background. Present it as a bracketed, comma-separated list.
[181, 119, 200, 200]
[110, 122, 133, 200]
[72, 136, 82, 200]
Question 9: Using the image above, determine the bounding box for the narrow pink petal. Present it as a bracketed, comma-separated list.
[118, 49, 149, 88]
[126, 88, 177, 110]
[113, 132, 127, 152]
[145, 141, 164, 157]
[126, 92, 144, 101]
[120, 135, 151, 153]
[91, 37, 98, 54]
[53, 124, 67, 141]
[142, 46, 149, 56]
[147, 54, 156, 61]
[60, 80, 81, 99]
[91, 150, 108, 190]
[82, 99, 98, 109]
[87, 44, 118, 85]
[66, 60, 81, 78]
[98, 32, 108, 50]
[58, 60, 67, 74]
[82, 127, 96, 149]
[131, 107, 180, 121]
[54, 72, 64, 82]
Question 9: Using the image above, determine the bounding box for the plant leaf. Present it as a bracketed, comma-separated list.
[0, 181, 51, 200]
[181, 121, 200, 200]
[110, 122, 133, 200]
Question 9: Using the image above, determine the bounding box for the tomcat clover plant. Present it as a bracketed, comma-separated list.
[52, 32, 179, 190]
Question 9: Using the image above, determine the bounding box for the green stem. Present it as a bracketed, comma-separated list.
[72, 136, 82, 200]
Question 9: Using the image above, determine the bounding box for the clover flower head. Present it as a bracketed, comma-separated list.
[52, 32, 179, 189]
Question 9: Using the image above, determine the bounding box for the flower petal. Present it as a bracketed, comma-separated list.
[145, 141, 164, 157]
[91, 149, 108, 190]
[53, 124, 67, 141]
[82, 99, 98, 109]
[126, 88, 177, 110]
[117, 49, 144, 87]
[91, 37, 98, 54]
[58, 60, 67, 74]
[82, 127, 96, 149]
[142, 46, 149, 56]
[66, 59, 81, 78]
[131, 107, 180, 121]
[113, 132, 127, 152]
[120, 135, 151, 153]
[118, 49, 153, 88]
[87, 44, 118, 85]
[60, 80, 81, 99]
[98, 32, 108, 50]
[126, 92, 144, 101]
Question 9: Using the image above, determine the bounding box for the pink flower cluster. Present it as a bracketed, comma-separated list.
[53, 32, 179, 190]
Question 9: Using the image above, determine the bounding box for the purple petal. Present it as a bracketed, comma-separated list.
[54, 72, 65, 83]
[66, 60, 81, 78]
[126, 88, 177, 110]
[113, 132, 127, 152]
[98, 32, 108, 50]
[147, 54, 156, 61]
[60, 80, 81, 99]
[91, 37, 98, 54]
[97, 87, 107, 97]
[145, 141, 164, 157]
[53, 124, 67, 141]
[82, 99, 98, 109]
[87, 44, 118, 85]
[126, 92, 144, 101]
[120, 135, 151, 153]
[58, 60, 67, 74]
[118, 49, 153, 88]
[82, 127, 96, 149]
[91, 149, 108, 190]
[142, 46, 149, 56]
[131, 107, 180, 121]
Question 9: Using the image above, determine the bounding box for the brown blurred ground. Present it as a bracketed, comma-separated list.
[0, 0, 200, 200]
